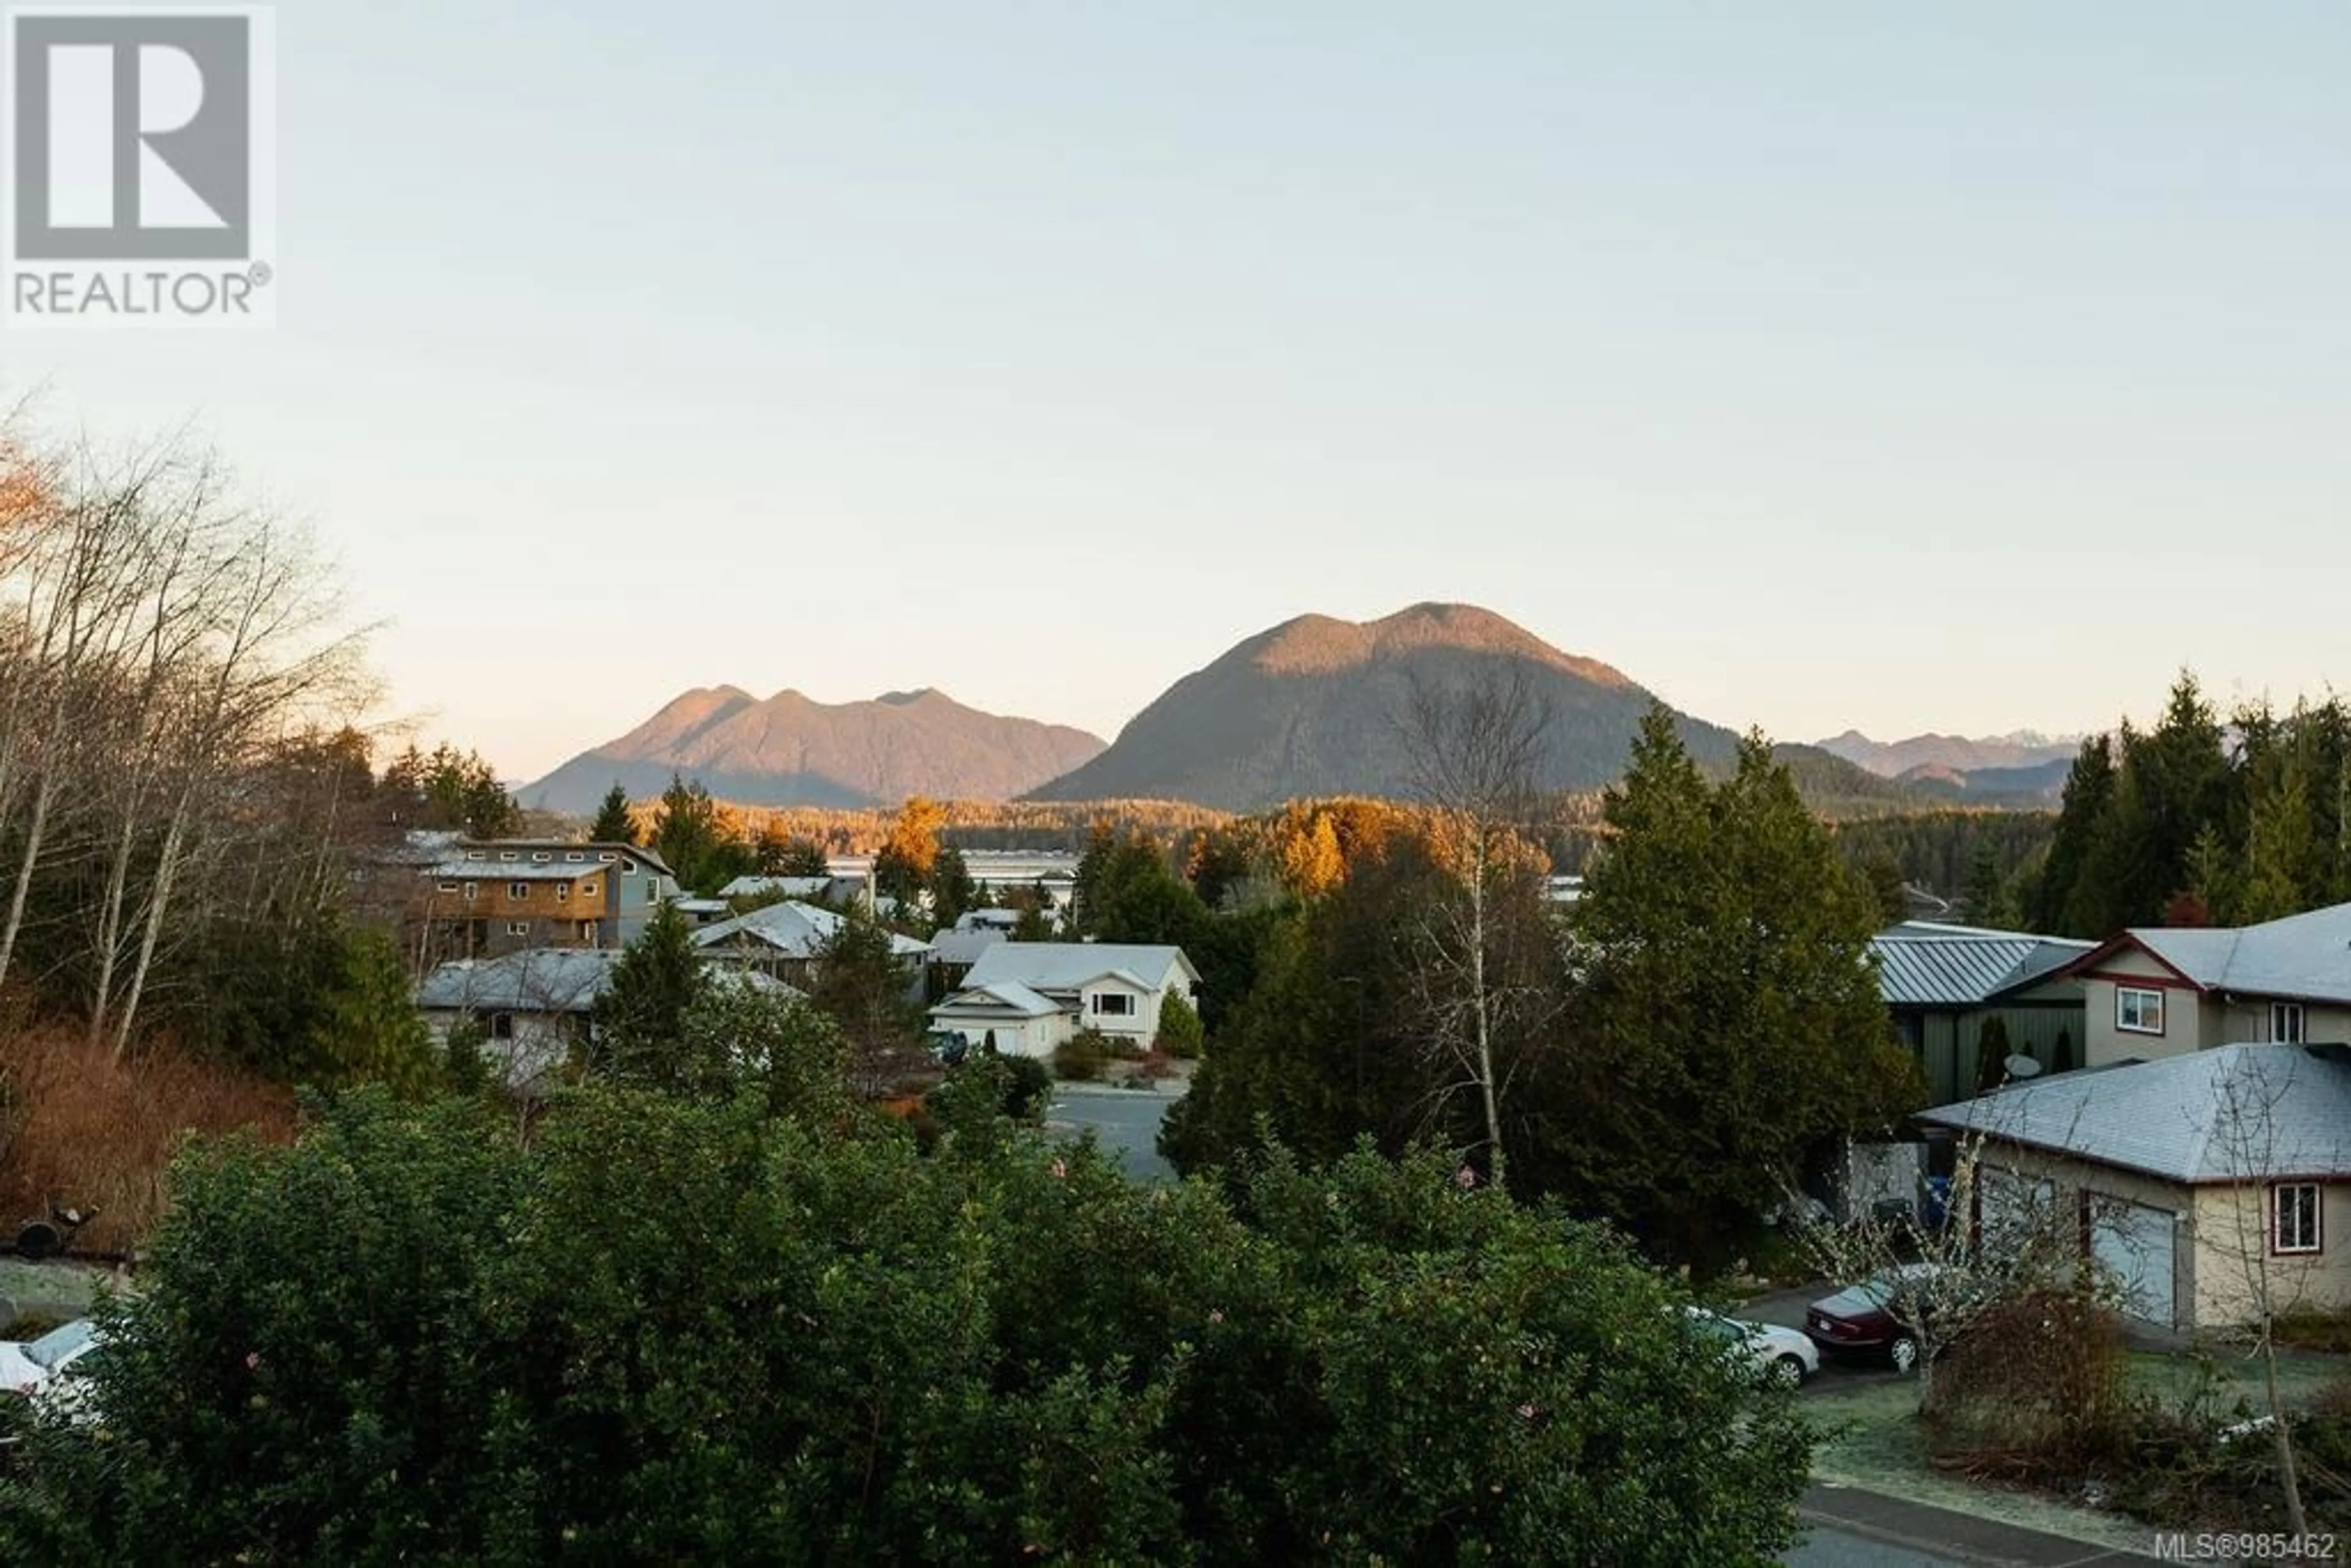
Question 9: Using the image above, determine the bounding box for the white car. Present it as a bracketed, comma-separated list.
[0, 1318, 102, 1398]
[1684, 1305, 1820, 1387]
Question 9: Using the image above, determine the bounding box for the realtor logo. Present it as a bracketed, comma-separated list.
[3, 7, 276, 325]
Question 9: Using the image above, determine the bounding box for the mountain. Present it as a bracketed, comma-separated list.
[1815, 729, 2082, 779]
[1025, 603, 1744, 812]
[525, 687, 1108, 813]
[1892, 756, 2074, 807]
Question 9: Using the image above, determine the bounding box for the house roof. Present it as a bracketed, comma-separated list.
[691, 900, 931, 960]
[1918, 1042, 2351, 1184]
[416, 948, 800, 1015]
[929, 928, 1007, 966]
[717, 874, 833, 901]
[1870, 923, 2093, 1008]
[2074, 901, 2351, 1006]
[416, 949, 621, 1013]
[931, 980, 1063, 1020]
[961, 942, 1198, 994]
[451, 839, 677, 879]
[428, 858, 610, 884]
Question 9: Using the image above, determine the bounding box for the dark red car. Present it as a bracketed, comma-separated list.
[1802, 1266, 1940, 1373]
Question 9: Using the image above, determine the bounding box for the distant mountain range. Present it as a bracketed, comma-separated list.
[528, 607, 2080, 817]
[522, 688, 1106, 812]
[1027, 602, 1747, 812]
[1812, 729, 2083, 806]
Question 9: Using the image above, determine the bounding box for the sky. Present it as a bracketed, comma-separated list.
[7, 2, 2349, 781]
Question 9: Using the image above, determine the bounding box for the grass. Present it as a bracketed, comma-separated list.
[1805, 1347, 2349, 1550]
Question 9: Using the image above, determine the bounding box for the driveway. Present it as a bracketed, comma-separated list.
[1044, 1082, 1180, 1183]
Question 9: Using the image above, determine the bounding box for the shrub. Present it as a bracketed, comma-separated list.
[1925, 1288, 2130, 1476]
[1154, 992, 1204, 1060]
[0, 1097, 1817, 1565]
[998, 1053, 1053, 1119]
[1052, 1030, 1111, 1081]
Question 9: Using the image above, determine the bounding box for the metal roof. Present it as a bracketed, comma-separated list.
[1870, 926, 2093, 1008]
[931, 981, 1062, 1019]
[429, 860, 610, 884]
[691, 900, 931, 959]
[1920, 1043, 2351, 1184]
[415, 949, 798, 1014]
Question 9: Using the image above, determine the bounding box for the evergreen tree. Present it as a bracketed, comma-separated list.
[2032, 735, 2116, 936]
[1973, 1015, 2012, 1095]
[309, 925, 443, 1097]
[592, 904, 710, 1086]
[588, 783, 637, 846]
[928, 846, 977, 928]
[652, 774, 726, 893]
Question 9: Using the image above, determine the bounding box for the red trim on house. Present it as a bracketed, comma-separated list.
[2061, 933, 2208, 989]
[2083, 970, 2203, 992]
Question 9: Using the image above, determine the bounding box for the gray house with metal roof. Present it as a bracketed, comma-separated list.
[1870, 922, 2092, 1101]
[1921, 1043, 2351, 1330]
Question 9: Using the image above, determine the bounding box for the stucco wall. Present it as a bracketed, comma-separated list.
[2083, 950, 2221, 1065]
[2191, 1182, 2351, 1327]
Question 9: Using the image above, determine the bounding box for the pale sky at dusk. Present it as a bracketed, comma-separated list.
[6, 2, 2347, 780]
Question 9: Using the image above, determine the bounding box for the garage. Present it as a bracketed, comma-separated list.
[1976, 1168, 2053, 1258]
[2090, 1199, 2176, 1326]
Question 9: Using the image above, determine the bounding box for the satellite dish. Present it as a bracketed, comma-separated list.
[2005, 1054, 2043, 1081]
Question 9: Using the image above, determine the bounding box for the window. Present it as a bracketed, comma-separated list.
[531, 852, 552, 863]
[579, 880, 596, 897]
[506, 921, 530, 937]
[598, 852, 617, 863]
[578, 921, 598, 942]
[499, 851, 517, 861]
[467, 850, 486, 861]
[436, 881, 460, 894]
[647, 883, 659, 905]
[2270, 1003, 2306, 1044]
[463, 881, 478, 900]
[555, 883, 570, 902]
[508, 881, 530, 899]
[489, 1013, 516, 1041]
[2274, 1183, 2322, 1255]
[2116, 987, 2164, 1035]
[565, 852, 583, 861]
[1090, 992, 1136, 1018]
[621, 860, 637, 874]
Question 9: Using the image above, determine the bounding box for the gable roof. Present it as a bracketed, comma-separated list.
[717, 874, 833, 901]
[931, 981, 1063, 1019]
[691, 900, 932, 960]
[1870, 923, 2093, 1008]
[2072, 900, 2351, 1006]
[416, 948, 801, 1015]
[451, 839, 678, 879]
[929, 927, 1007, 966]
[1919, 1043, 2351, 1184]
[961, 942, 1198, 994]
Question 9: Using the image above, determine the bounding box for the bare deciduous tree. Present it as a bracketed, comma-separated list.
[1395, 667, 1556, 1194]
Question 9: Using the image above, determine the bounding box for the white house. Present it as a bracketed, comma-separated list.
[692, 899, 932, 993]
[928, 942, 1199, 1057]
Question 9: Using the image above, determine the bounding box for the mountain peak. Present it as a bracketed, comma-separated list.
[1242, 602, 1635, 689]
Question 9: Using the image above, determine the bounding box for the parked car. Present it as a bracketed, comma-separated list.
[0, 1318, 102, 1398]
[1682, 1306, 1820, 1387]
[1802, 1265, 1941, 1373]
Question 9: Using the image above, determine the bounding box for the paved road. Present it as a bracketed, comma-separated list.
[1792, 1483, 2153, 1565]
[1043, 1083, 1179, 1182]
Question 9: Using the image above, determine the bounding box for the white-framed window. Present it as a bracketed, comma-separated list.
[506, 921, 530, 937]
[555, 883, 570, 902]
[467, 850, 486, 861]
[508, 881, 530, 900]
[598, 852, 617, 862]
[621, 860, 637, 875]
[565, 851, 584, 861]
[579, 880, 596, 897]
[437, 880, 460, 894]
[646, 883, 659, 905]
[2117, 987, 2165, 1035]
[499, 851, 517, 861]
[2270, 1003, 2306, 1044]
[577, 920, 598, 942]
[531, 852, 552, 863]
[1090, 992, 1136, 1018]
[463, 881, 479, 900]
[2274, 1182, 2322, 1255]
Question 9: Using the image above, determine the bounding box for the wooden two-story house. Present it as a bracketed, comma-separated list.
[416, 839, 682, 961]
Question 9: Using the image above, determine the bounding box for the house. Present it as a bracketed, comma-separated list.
[414, 840, 683, 960]
[2065, 901, 2351, 1067]
[928, 942, 1199, 1058]
[1870, 921, 2093, 1100]
[716, 874, 836, 904]
[416, 947, 797, 1092]
[1919, 1042, 2351, 1331]
[927, 911, 1016, 996]
[827, 850, 1079, 913]
[692, 899, 932, 992]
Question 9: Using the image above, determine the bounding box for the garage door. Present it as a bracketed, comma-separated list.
[2091, 1199, 2176, 1326]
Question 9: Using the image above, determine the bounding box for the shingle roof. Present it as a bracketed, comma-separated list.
[691, 901, 931, 959]
[429, 860, 609, 884]
[1919, 1043, 2351, 1184]
[2115, 902, 2351, 1005]
[932, 981, 1062, 1019]
[1870, 924, 2093, 1008]
[929, 928, 1007, 966]
[961, 942, 1197, 994]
